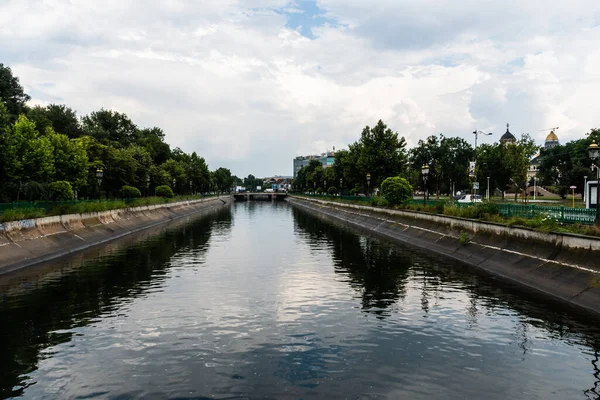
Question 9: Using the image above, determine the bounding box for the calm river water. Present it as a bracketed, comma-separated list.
[1, 202, 600, 399]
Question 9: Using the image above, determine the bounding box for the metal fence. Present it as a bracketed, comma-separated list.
[496, 203, 596, 225]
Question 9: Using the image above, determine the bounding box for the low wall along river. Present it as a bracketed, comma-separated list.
[0, 196, 230, 275]
[287, 196, 600, 315]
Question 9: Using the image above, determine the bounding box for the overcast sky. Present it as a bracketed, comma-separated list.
[2, 0, 599, 177]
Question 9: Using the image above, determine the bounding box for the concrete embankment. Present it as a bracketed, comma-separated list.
[0, 197, 230, 275]
[287, 196, 600, 315]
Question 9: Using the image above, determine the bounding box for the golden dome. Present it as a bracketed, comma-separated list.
[546, 130, 559, 141]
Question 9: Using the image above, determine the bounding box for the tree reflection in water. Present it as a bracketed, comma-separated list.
[291, 204, 600, 397]
[0, 207, 232, 399]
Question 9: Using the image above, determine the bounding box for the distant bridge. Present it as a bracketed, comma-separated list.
[232, 192, 288, 201]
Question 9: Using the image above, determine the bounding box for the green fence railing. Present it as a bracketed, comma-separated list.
[496, 203, 595, 225]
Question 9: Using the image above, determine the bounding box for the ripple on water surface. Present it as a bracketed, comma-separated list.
[0, 202, 599, 399]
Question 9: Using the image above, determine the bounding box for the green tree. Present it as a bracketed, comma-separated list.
[11, 116, 55, 196]
[381, 177, 413, 205]
[47, 181, 75, 201]
[136, 127, 171, 165]
[81, 109, 138, 148]
[155, 185, 174, 198]
[45, 104, 82, 138]
[119, 185, 142, 198]
[212, 167, 233, 193]
[48, 130, 89, 189]
[356, 120, 408, 191]
[0, 63, 31, 121]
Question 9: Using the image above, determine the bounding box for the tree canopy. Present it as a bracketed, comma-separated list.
[0, 64, 232, 202]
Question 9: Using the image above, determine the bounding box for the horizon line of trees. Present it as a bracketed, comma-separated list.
[0, 63, 242, 202]
[293, 119, 600, 200]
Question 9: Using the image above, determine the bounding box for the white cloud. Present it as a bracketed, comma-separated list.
[1, 0, 600, 176]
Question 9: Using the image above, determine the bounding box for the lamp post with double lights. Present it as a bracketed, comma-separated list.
[366, 173, 371, 196]
[588, 140, 600, 228]
[421, 164, 429, 206]
[96, 169, 104, 200]
[473, 130, 493, 150]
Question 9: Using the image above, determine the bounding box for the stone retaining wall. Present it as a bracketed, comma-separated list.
[0, 197, 229, 275]
[288, 196, 600, 315]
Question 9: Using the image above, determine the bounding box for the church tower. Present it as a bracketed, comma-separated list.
[544, 129, 559, 149]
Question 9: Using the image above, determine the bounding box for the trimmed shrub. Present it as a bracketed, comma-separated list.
[328, 186, 338, 195]
[120, 185, 142, 198]
[155, 185, 174, 198]
[370, 197, 389, 207]
[381, 176, 413, 206]
[47, 181, 74, 202]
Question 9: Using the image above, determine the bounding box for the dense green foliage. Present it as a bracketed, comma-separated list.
[119, 185, 142, 198]
[293, 120, 408, 195]
[155, 185, 175, 198]
[47, 181, 75, 201]
[380, 177, 413, 205]
[536, 129, 600, 198]
[0, 64, 233, 202]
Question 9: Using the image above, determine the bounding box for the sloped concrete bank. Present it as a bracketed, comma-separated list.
[0, 197, 230, 275]
[287, 196, 600, 315]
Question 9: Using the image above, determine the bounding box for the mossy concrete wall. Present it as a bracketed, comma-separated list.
[0, 197, 229, 275]
[288, 196, 600, 315]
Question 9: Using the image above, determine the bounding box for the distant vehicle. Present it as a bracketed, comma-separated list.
[457, 194, 482, 203]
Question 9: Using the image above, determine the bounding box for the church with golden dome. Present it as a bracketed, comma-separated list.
[527, 128, 560, 180]
[544, 129, 559, 149]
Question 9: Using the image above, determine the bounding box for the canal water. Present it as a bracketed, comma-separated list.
[1, 202, 600, 399]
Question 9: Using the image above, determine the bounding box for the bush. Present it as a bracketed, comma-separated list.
[155, 185, 174, 198]
[328, 186, 338, 195]
[47, 181, 74, 202]
[316, 187, 324, 195]
[370, 197, 389, 207]
[381, 176, 413, 206]
[120, 185, 142, 198]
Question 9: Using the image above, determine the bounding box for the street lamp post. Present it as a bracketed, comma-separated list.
[366, 173, 371, 196]
[534, 177, 537, 201]
[96, 169, 104, 200]
[189, 180, 193, 195]
[324, 180, 327, 195]
[584, 176, 588, 203]
[588, 140, 600, 228]
[339, 177, 343, 196]
[146, 175, 151, 197]
[473, 130, 493, 150]
[487, 176, 490, 201]
[421, 164, 429, 206]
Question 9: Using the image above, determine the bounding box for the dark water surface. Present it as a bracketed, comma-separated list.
[1, 202, 600, 399]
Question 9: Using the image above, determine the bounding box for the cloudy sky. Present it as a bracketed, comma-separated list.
[2, 0, 600, 177]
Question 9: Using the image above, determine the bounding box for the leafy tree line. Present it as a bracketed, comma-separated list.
[293, 118, 598, 200]
[536, 130, 600, 198]
[0, 63, 236, 202]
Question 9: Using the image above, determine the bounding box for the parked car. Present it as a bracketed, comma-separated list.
[457, 194, 483, 203]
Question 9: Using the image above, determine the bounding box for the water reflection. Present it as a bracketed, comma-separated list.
[1, 202, 600, 399]
[0, 207, 232, 398]
[292, 205, 600, 398]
